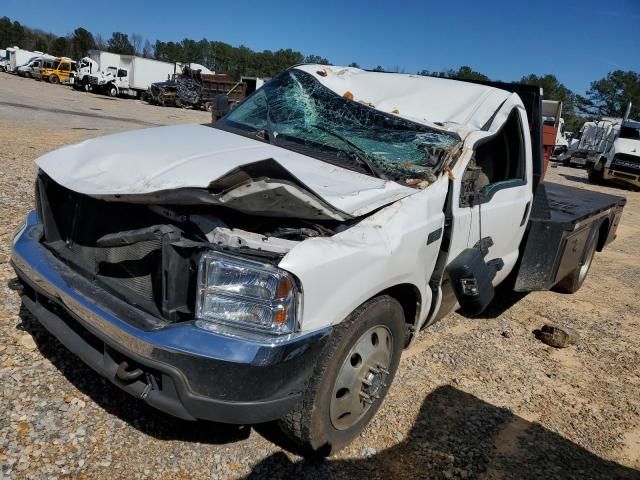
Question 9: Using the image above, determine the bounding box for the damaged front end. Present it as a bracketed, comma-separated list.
[35, 171, 341, 334]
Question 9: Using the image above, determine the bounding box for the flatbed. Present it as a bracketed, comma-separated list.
[516, 181, 625, 291]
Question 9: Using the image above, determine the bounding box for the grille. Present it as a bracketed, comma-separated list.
[67, 239, 161, 302]
[611, 153, 640, 174]
[39, 176, 166, 313]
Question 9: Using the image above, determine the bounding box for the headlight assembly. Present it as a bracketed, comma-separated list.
[195, 251, 301, 335]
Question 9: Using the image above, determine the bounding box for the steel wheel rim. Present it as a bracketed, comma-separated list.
[578, 243, 595, 283]
[330, 325, 393, 430]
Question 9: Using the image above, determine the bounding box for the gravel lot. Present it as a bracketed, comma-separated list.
[1, 73, 639, 480]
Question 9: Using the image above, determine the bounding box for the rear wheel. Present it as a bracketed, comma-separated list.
[49, 75, 59, 84]
[555, 231, 598, 293]
[278, 295, 405, 456]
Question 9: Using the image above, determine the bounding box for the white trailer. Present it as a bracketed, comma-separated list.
[0, 47, 10, 71]
[88, 50, 122, 71]
[88, 53, 176, 98]
[7, 48, 42, 73]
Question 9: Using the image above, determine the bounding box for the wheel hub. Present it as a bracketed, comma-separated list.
[330, 326, 393, 430]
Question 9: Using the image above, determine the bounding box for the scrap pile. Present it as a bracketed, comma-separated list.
[147, 65, 206, 109]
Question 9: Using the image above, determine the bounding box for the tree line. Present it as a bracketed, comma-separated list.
[1, 16, 638, 127]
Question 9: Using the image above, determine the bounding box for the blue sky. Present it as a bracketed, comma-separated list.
[3, 0, 639, 94]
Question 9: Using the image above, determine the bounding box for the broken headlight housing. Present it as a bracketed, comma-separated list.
[195, 251, 301, 335]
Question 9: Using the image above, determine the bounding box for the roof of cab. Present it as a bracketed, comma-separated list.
[294, 64, 512, 133]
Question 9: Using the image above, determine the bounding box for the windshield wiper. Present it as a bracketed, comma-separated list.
[310, 124, 385, 179]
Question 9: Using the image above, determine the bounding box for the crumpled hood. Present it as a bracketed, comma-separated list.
[36, 124, 416, 218]
[613, 137, 640, 157]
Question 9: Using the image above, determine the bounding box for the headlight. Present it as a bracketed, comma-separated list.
[195, 251, 301, 335]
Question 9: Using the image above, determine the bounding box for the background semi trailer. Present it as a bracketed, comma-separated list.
[6, 48, 42, 73]
[11, 66, 625, 455]
[567, 118, 621, 167]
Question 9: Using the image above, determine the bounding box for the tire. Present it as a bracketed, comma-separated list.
[588, 160, 605, 184]
[562, 157, 571, 167]
[49, 75, 59, 84]
[107, 85, 118, 97]
[278, 295, 405, 456]
[555, 230, 598, 293]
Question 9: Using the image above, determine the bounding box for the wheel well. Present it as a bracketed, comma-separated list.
[379, 284, 421, 328]
[596, 217, 610, 251]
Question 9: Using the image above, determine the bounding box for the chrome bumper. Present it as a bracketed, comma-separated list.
[11, 211, 329, 423]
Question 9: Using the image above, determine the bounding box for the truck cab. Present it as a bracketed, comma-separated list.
[89, 66, 129, 96]
[11, 65, 624, 456]
[16, 57, 42, 78]
[71, 57, 99, 91]
[591, 119, 640, 188]
[41, 57, 77, 84]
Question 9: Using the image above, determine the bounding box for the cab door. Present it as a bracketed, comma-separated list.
[59, 61, 71, 82]
[451, 107, 533, 285]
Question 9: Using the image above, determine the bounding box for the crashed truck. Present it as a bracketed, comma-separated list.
[147, 67, 257, 113]
[11, 65, 625, 455]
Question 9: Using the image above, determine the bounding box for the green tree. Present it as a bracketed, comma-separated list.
[51, 36, 71, 57]
[304, 54, 330, 65]
[71, 27, 95, 58]
[348, 62, 360, 68]
[107, 32, 134, 55]
[519, 73, 582, 130]
[419, 66, 489, 81]
[372, 65, 385, 72]
[577, 70, 640, 119]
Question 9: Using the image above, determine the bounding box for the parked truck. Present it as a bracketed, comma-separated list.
[567, 118, 621, 168]
[71, 50, 121, 91]
[588, 114, 640, 189]
[71, 56, 99, 91]
[89, 54, 176, 98]
[11, 65, 625, 455]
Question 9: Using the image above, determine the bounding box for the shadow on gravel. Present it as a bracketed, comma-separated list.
[248, 386, 639, 480]
[463, 283, 528, 320]
[12, 291, 640, 479]
[16, 303, 251, 445]
[558, 173, 590, 184]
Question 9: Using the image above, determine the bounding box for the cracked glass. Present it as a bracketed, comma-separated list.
[215, 69, 460, 185]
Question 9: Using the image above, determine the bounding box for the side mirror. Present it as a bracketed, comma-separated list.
[447, 243, 503, 316]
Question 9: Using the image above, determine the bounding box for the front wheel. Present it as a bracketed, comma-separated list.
[107, 85, 117, 97]
[49, 75, 59, 84]
[278, 295, 405, 456]
[588, 159, 605, 184]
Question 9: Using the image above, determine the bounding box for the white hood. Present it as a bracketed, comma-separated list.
[613, 137, 640, 156]
[36, 124, 416, 218]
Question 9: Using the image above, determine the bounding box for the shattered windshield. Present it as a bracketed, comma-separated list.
[215, 69, 459, 185]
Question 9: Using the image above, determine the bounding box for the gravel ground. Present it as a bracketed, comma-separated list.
[0, 73, 639, 480]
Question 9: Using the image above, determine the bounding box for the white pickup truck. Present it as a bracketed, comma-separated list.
[11, 65, 625, 455]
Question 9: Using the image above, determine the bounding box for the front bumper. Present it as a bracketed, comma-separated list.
[604, 168, 640, 188]
[11, 211, 330, 423]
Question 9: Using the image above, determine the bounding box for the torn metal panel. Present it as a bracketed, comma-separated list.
[208, 227, 298, 255]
